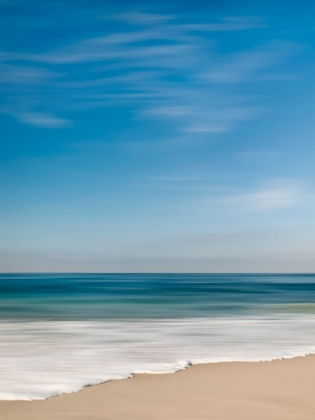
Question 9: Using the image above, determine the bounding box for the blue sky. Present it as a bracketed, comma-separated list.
[1, 0, 315, 272]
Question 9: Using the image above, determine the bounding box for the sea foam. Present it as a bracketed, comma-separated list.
[1, 315, 315, 400]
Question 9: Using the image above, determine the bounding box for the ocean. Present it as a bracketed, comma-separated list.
[1, 273, 315, 400]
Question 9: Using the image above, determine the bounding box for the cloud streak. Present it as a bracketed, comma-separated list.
[17, 112, 72, 128]
[210, 180, 305, 212]
[0, 10, 298, 131]
[204, 41, 300, 84]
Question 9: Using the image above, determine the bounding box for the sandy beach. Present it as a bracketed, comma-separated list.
[1, 355, 315, 420]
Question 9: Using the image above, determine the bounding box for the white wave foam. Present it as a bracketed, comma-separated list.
[1, 315, 315, 400]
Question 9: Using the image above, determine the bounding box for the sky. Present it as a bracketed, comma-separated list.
[1, 0, 315, 272]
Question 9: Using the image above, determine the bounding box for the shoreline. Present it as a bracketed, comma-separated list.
[2, 351, 315, 403]
[35, 351, 315, 402]
[1, 355, 315, 419]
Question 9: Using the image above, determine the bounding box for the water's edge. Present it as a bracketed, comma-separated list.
[5, 351, 314, 402]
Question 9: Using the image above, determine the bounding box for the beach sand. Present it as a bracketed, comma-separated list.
[1, 355, 315, 420]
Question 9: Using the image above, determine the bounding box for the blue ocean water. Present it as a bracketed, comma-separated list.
[1, 273, 315, 400]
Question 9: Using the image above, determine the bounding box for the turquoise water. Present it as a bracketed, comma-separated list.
[2, 273, 315, 319]
[1, 273, 315, 400]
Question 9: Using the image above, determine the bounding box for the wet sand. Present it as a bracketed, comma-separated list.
[1, 355, 315, 420]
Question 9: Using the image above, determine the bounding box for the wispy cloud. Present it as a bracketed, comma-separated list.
[211, 180, 305, 212]
[203, 41, 300, 84]
[148, 176, 211, 181]
[0, 10, 298, 131]
[17, 112, 72, 128]
[110, 11, 175, 26]
[0, 64, 55, 85]
[180, 16, 265, 32]
[237, 150, 279, 158]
